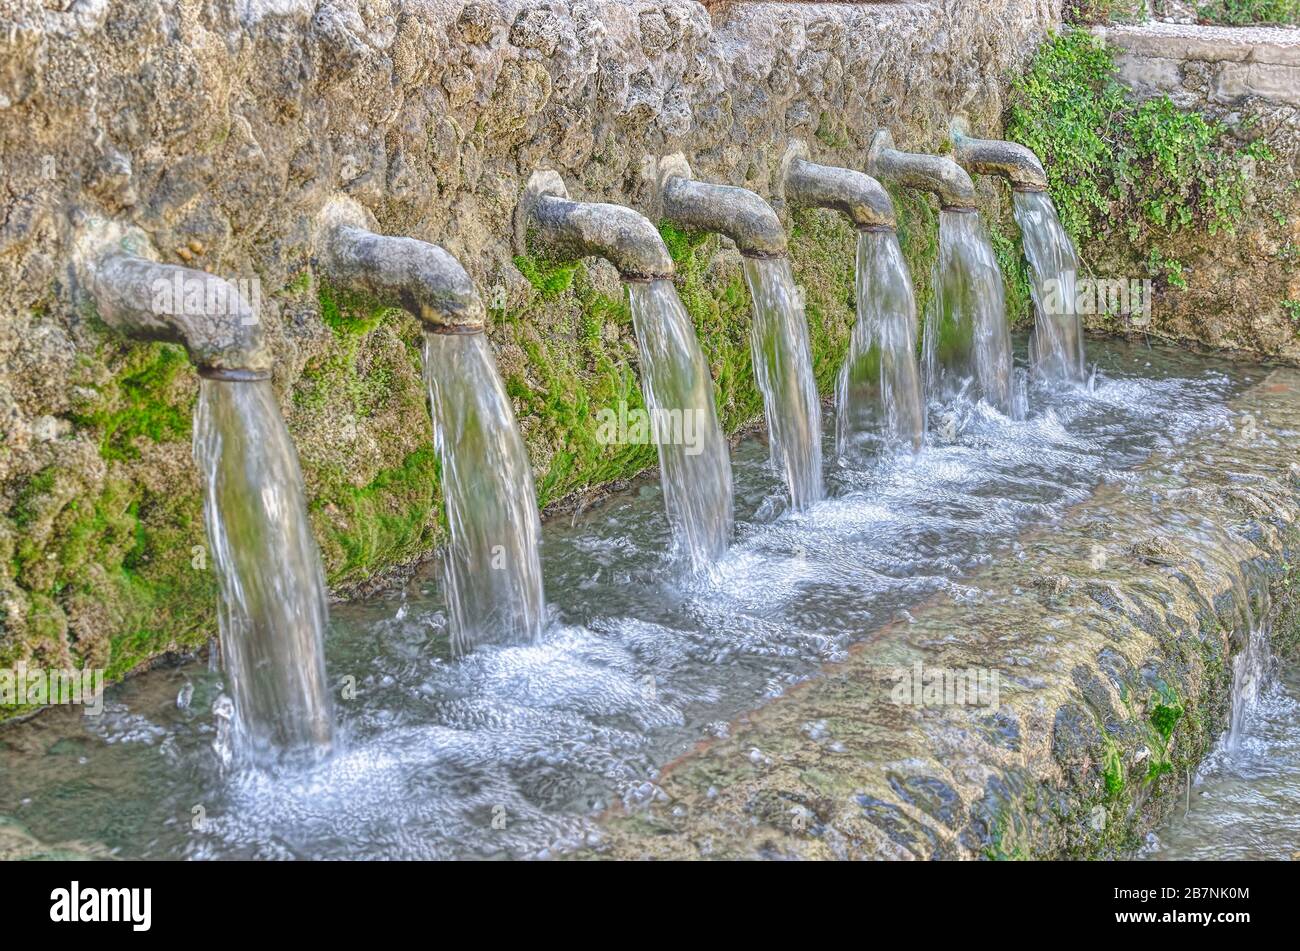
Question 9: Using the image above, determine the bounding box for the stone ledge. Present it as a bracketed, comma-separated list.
[1094, 22, 1300, 106]
[1094, 22, 1300, 67]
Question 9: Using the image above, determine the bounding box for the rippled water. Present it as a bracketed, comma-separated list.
[0, 338, 1252, 859]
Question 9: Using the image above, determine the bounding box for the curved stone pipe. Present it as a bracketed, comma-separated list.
[73, 228, 271, 380]
[948, 117, 1049, 193]
[778, 139, 896, 231]
[867, 129, 978, 212]
[650, 154, 788, 258]
[516, 169, 674, 280]
[314, 197, 485, 333]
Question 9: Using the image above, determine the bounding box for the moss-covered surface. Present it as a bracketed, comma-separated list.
[292, 281, 438, 587]
[1272, 555, 1300, 661]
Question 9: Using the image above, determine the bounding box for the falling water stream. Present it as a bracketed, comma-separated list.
[0, 337, 1265, 860]
[193, 379, 334, 769]
[837, 229, 925, 459]
[925, 210, 1017, 416]
[1014, 191, 1087, 382]
[627, 278, 733, 569]
[422, 331, 545, 654]
[1145, 627, 1300, 860]
[741, 256, 824, 510]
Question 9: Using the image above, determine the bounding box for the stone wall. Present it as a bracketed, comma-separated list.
[0, 0, 1059, 699]
[1088, 21, 1300, 360]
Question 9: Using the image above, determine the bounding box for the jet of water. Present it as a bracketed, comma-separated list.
[741, 256, 824, 510]
[1014, 190, 1087, 383]
[423, 331, 547, 655]
[193, 379, 334, 769]
[1228, 624, 1274, 753]
[627, 279, 734, 569]
[838, 229, 926, 459]
[923, 210, 1017, 417]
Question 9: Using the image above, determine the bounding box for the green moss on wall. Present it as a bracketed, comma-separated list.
[71, 343, 193, 463]
[1005, 28, 1273, 287]
[1149, 684, 1184, 743]
[295, 280, 441, 587]
[0, 333, 219, 706]
[785, 211, 860, 391]
[496, 254, 658, 506]
[315, 447, 442, 585]
[1273, 554, 1300, 661]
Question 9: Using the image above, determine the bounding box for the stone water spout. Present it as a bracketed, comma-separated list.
[517, 169, 674, 281]
[779, 141, 924, 454]
[316, 198, 545, 654]
[73, 232, 271, 379]
[314, 198, 485, 334]
[72, 223, 333, 768]
[947, 117, 1049, 193]
[780, 141, 896, 233]
[652, 154, 788, 258]
[518, 170, 733, 569]
[866, 129, 978, 212]
[648, 155, 822, 511]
